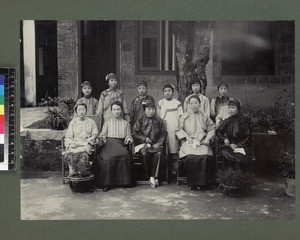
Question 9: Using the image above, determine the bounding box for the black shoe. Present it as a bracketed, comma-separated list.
[102, 186, 109, 192]
[188, 185, 197, 190]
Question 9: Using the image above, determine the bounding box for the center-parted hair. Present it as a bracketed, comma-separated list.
[228, 99, 241, 111]
[110, 100, 123, 111]
[217, 81, 228, 91]
[163, 83, 175, 92]
[188, 94, 201, 104]
[142, 99, 156, 111]
[105, 73, 117, 82]
[74, 102, 87, 113]
[137, 80, 148, 88]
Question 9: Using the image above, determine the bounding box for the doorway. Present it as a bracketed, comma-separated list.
[35, 21, 58, 102]
[80, 21, 117, 99]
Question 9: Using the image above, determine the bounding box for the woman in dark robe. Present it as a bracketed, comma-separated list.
[176, 95, 216, 190]
[216, 99, 252, 171]
[95, 100, 134, 192]
[132, 100, 168, 188]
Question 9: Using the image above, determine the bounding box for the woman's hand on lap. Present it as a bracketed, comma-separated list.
[152, 143, 160, 149]
[230, 143, 237, 149]
[224, 139, 230, 146]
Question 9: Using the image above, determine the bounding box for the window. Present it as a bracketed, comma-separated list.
[137, 21, 176, 73]
[221, 21, 274, 75]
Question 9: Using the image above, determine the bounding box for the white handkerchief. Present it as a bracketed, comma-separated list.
[233, 148, 246, 155]
[187, 139, 200, 149]
[134, 144, 145, 154]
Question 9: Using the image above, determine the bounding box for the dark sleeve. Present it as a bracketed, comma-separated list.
[236, 117, 252, 148]
[129, 99, 135, 124]
[132, 118, 147, 144]
[156, 118, 168, 146]
[216, 117, 230, 144]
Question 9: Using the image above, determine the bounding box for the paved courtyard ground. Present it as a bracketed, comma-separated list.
[21, 171, 295, 220]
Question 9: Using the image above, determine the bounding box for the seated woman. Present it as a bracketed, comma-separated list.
[216, 99, 252, 171]
[65, 103, 98, 177]
[176, 95, 216, 190]
[96, 100, 134, 192]
[132, 100, 167, 188]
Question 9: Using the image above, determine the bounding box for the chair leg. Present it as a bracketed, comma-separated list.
[62, 159, 65, 184]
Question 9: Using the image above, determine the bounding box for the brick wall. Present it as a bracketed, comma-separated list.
[119, 21, 294, 108]
[57, 21, 79, 100]
[210, 21, 294, 107]
[118, 21, 177, 107]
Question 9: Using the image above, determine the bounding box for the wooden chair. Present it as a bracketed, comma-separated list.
[131, 142, 169, 185]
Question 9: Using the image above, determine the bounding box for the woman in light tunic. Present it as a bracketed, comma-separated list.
[177, 95, 216, 190]
[65, 103, 98, 176]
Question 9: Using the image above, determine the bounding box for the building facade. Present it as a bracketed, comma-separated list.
[21, 20, 295, 108]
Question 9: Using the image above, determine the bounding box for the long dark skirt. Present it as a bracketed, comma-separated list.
[220, 146, 251, 171]
[182, 154, 215, 187]
[95, 138, 133, 187]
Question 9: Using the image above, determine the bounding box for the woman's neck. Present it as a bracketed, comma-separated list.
[84, 94, 92, 99]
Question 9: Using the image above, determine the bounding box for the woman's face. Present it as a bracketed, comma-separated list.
[218, 86, 228, 96]
[76, 105, 87, 118]
[111, 105, 122, 118]
[137, 85, 147, 96]
[191, 83, 201, 94]
[228, 105, 239, 116]
[82, 85, 92, 96]
[145, 106, 156, 118]
[189, 98, 200, 113]
[108, 78, 118, 89]
[163, 88, 173, 99]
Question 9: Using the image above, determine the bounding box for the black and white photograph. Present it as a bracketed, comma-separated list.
[20, 20, 295, 220]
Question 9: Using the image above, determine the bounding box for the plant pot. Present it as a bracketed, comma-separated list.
[68, 175, 94, 193]
[219, 183, 249, 198]
[285, 178, 295, 197]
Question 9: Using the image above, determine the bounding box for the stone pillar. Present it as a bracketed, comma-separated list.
[23, 20, 36, 106]
[57, 21, 80, 100]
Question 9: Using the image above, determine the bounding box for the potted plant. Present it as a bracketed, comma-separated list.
[278, 151, 295, 197]
[217, 168, 253, 197]
[66, 153, 94, 193]
[44, 104, 70, 130]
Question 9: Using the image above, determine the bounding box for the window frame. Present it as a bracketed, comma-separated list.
[221, 21, 276, 76]
[213, 21, 278, 86]
[135, 21, 176, 75]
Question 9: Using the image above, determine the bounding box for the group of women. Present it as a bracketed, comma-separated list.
[65, 73, 253, 192]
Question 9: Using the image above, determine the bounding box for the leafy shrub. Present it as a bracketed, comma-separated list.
[278, 151, 295, 179]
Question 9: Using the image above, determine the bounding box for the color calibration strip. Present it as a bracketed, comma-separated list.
[0, 68, 16, 170]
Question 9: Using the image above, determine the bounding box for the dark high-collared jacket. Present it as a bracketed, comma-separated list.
[132, 114, 167, 146]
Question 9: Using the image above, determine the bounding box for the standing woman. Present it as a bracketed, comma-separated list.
[96, 100, 134, 192]
[96, 73, 130, 127]
[176, 95, 216, 190]
[157, 84, 183, 173]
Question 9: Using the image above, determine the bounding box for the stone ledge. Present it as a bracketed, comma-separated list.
[21, 129, 67, 141]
